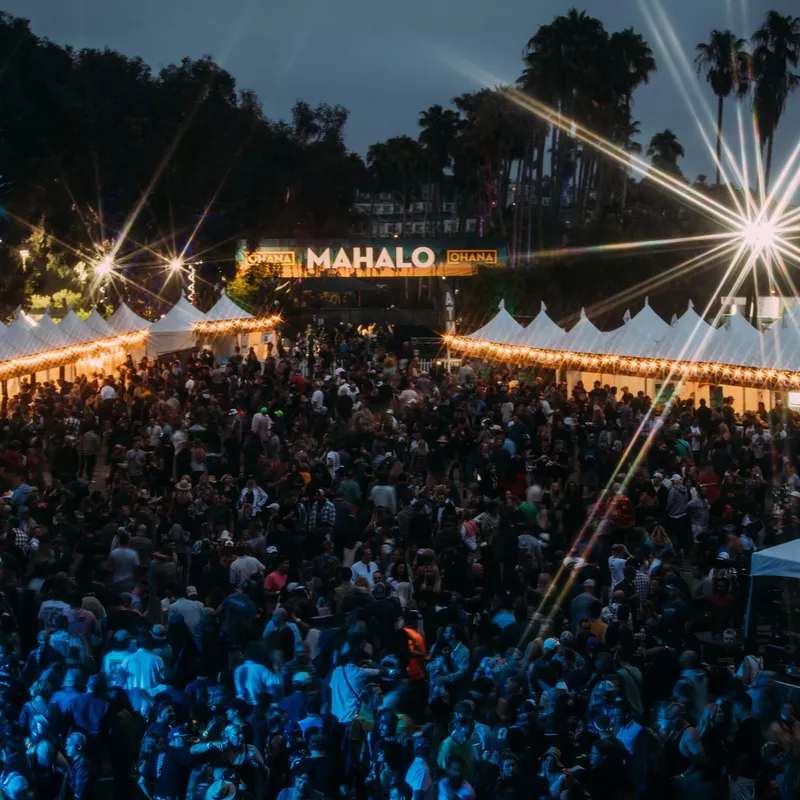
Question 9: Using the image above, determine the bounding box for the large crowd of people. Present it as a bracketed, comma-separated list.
[0, 322, 797, 800]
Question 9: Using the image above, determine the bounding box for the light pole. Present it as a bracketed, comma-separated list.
[94, 256, 114, 303]
[19, 249, 30, 270]
[169, 257, 201, 305]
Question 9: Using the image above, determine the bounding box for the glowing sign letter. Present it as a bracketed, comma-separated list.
[411, 247, 435, 268]
[307, 249, 330, 272]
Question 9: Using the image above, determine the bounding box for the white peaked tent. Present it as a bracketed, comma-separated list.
[201, 289, 256, 355]
[149, 293, 208, 355]
[84, 309, 115, 340]
[106, 302, 151, 335]
[4, 315, 47, 358]
[629, 297, 672, 341]
[515, 302, 565, 349]
[760, 312, 800, 372]
[556, 308, 606, 354]
[13, 308, 37, 331]
[601, 309, 663, 358]
[59, 310, 97, 345]
[701, 312, 763, 367]
[654, 300, 715, 361]
[467, 300, 524, 345]
[0, 326, 22, 362]
[204, 289, 254, 322]
[7, 313, 53, 357]
[33, 312, 75, 351]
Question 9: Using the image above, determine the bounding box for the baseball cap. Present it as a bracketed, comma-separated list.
[543, 637, 560, 653]
[267, 503, 280, 511]
[223, 540, 235, 549]
[266, 546, 278, 555]
[114, 630, 132, 643]
[186, 586, 198, 597]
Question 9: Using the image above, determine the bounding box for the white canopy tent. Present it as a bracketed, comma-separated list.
[200, 289, 257, 355]
[148, 294, 208, 355]
[33, 312, 76, 351]
[4, 316, 46, 358]
[601, 308, 664, 358]
[84, 309, 116, 340]
[760, 312, 800, 372]
[204, 289, 254, 322]
[746, 540, 800, 636]
[653, 300, 715, 361]
[58, 310, 97, 345]
[556, 308, 607, 354]
[514, 302, 566, 349]
[468, 300, 524, 345]
[700, 313, 763, 367]
[106, 302, 151, 335]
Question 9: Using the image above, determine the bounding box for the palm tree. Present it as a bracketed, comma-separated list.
[695, 30, 748, 185]
[751, 11, 800, 189]
[610, 28, 656, 210]
[523, 10, 607, 232]
[384, 136, 423, 236]
[418, 104, 463, 235]
[647, 129, 685, 176]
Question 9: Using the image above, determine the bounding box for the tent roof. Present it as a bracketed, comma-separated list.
[701, 313, 762, 367]
[515, 302, 565, 349]
[629, 297, 671, 340]
[467, 300, 523, 345]
[0, 325, 23, 362]
[752, 539, 800, 579]
[653, 300, 715, 361]
[106, 302, 151, 334]
[150, 294, 207, 334]
[204, 289, 255, 322]
[759, 312, 800, 372]
[557, 308, 606, 354]
[84, 309, 115, 340]
[3, 317, 44, 357]
[58, 310, 97, 345]
[602, 309, 662, 357]
[13, 308, 37, 331]
[32, 312, 75, 350]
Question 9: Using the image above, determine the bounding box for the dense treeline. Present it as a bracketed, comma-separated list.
[0, 8, 796, 320]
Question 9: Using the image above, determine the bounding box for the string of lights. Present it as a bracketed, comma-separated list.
[193, 316, 282, 336]
[444, 333, 800, 389]
[0, 329, 148, 380]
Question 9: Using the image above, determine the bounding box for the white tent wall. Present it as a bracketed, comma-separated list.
[148, 330, 198, 358]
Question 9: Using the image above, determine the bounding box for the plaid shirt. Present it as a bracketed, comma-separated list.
[308, 498, 335, 533]
[633, 569, 652, 600]
[12, 528, 29, 554]
[64, 415, 81, 437]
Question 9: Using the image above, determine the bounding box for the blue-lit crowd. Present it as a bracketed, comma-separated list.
[0, 325, 796, 800]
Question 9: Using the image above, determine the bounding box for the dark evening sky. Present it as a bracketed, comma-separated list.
[4, 0, 799, 185]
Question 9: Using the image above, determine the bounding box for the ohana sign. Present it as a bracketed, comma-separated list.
[239, 240, 507, 278]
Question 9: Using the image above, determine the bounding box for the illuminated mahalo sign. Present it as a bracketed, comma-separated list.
[306, 246, 435, 271]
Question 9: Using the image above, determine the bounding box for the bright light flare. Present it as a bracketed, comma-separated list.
[169, 258, 183, 272]
[741, 219, 779, 253]
[94, 256, 114, 276]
